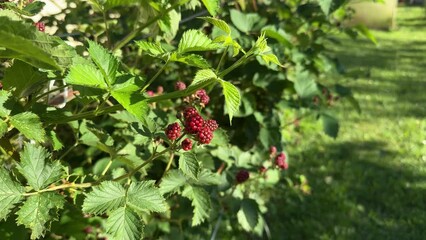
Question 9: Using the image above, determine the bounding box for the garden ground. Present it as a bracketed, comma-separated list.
[269, 7, 426, 240]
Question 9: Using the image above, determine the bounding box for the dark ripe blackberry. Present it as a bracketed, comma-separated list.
[236, 170, 249, 183]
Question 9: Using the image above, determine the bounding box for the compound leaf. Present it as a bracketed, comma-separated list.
[82, 181, 127, 215]
[200, 0, 219, 16]
[10, 112, 46, 143]
[65, 64, 107, 90]
[87, 40, 119, 85]
[17, 143, 63, 191]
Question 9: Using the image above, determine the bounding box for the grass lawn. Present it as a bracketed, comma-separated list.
[268, 7, 426, 240]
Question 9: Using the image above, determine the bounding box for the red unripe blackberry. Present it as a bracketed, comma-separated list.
[165, 122, 181, 141]
[175, 81, 186, 90]
[181, 138, 192, 151]
[185, 114, 204, 134]
[236, 170, 249, 183]
[269, 146, 277, 156]
[205, 119, 218, 131]
[275, 152, 288, 170]
[196, 126, 213, 144]
[183, 107, 199, 120]
[157, 86, 164, 94]
[34, 22, 45, 32]
[146, 90, 154, 97]
[196, 89, 210, 105]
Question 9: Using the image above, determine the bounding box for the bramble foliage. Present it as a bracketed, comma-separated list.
[0, 0, 374, 238]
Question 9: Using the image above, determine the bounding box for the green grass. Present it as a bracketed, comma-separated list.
[268, 7, 426, 240]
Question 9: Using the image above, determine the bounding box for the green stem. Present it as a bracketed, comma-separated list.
[28, 84, 70, 108]
[45, 105, 123, 124]
[141, 59, 170, 92]
[216, 47, 229, 73]
[163, 152, 175, 175]
[22, 182, 94, 196]
[102, 10, 111, 48]
[112, 1, 185, 52]
[112, 148, 169, 182]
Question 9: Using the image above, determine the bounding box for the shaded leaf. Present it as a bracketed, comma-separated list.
[182, 186, 211, 226]
[321, 113, 339, 138]
[237, 198, 259, 231]
[0, 168, 24, 220]
[159, 170, 187, 195]
[16, 192, 65, 239]
[10, 112, 46, 143]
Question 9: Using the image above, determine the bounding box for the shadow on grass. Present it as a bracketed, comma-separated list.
[266, 140, 426, 240]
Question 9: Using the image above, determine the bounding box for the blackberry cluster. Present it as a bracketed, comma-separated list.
[275, 152, 288, 170]
[34, 22, 45, 32]
[195, 89, 210, 105]
[182, 107, 218, 145]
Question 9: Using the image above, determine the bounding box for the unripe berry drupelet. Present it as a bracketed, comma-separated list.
[205, 119, 219, 131]
[175, 81, 186, 90]
[165, 123, 181, 140]
[185, 114, 204, 134]
[275, 152, 288, 170]
[196, 89, 210, 105]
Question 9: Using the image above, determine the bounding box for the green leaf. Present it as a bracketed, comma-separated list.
[0, 168, 24, 220]
[237, 198, 259, 231]
[179, 152, 200, 180]
[294, 71, 319, 99]
[354, 24, 377, 45]
[194, 169, 221, 186]
[135, 40, 167, 58]
[321, 114, 339, 138]
[0, 91, 12, 118]
[105, 207, 143, 240]
[22, 1, 46, 16]
[159, 170, 187, 195]
[220, 80, 241, 123]
[3, 60, 46, 97]
[177, 29, 220, 54]
[10, 112, 46, 143]
[0, 120, 7, 138]
[82, 181, 127, 215]
[111, 74, 148, 122]
[87, 40, 119, 85]
[17, 143, 63, 191]
[200, 0, 219, 16]
[317, 0, 332, 15]
[199, 17, 230, 34]
[127, 181, 168, 213]
[0, 13, 76, 70]
[16, 192, 65, 239]
[190, 69, 217, 87]
[171, 53, 211, 68]
[230, 9, 262, 33]
[65, 64, 107, 89]
[182, 186, 211, 226]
